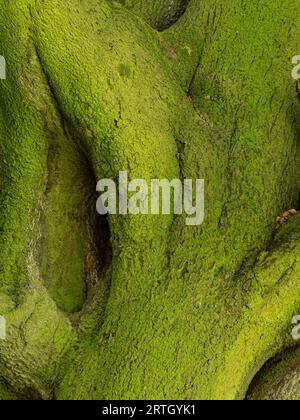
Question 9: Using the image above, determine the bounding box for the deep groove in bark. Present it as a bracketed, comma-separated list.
[32, 41, 112, 316]
[158, 0, 191, 31]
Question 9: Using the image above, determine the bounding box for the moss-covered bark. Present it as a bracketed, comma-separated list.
[0, 0, 300, 400]
[247, 346, 300, 400]
[120, 0, 189, 31]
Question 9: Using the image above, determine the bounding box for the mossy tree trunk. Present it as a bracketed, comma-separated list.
[1, 0, 300, 400]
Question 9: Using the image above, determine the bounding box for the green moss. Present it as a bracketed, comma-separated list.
[117, 63, 132, 78]
[0, 378, 15, 400]
[0, 0, 76, 397]
[1, 0, 300, 400]
[119, 0, 189, 31]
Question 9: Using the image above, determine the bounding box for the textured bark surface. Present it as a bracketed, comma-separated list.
[0, 0, 300, 400]
[247, 346, 300, 400]
[121, 0, 189, 30]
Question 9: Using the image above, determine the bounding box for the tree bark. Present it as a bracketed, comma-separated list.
[0, 0, 300, 400]
[121, 0, 189, 30]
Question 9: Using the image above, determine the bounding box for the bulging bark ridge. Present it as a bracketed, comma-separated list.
[0, 0, 300, 400]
